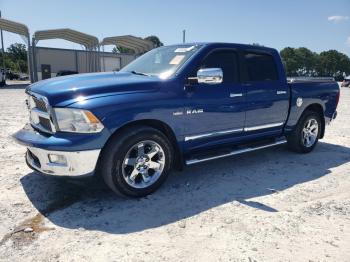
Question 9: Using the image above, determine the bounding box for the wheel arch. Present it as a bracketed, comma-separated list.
[100, 119, 183, 170]
[302, 103, 325, 138]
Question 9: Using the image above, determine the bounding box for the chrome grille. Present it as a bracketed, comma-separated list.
[32, 96, 47, 112]
[27, 92, 55, 134]
[38, 116, 53, 132]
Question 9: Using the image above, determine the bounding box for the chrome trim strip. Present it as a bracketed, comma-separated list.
[230, 93, 243, 98]
[185, 122, 283, 141]
[186, 139, 287, 165]
[244, 122, 284, 131]
[185, 128, 243, 141]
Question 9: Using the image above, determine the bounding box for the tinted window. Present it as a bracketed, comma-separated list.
[201, 50, 239, 83]
[244, 52, 279, 81]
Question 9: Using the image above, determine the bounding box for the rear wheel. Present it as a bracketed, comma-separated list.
[287, 110, 321, 153]
[99, 126, 173, 197]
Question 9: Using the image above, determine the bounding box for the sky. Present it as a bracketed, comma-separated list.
[1, 0, 350, 55]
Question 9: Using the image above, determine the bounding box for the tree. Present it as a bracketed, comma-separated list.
[280, 47, 350, 79]
[294, 48, 318, 76]
[280, 47, 317, 76]
[316, 50, 350, 80]
[4, 43, 28, 72]
[112, 46, 134, 54]
[7, 43, 27, 61]
[144, 35, 163, 48]
[280, 47, 299, 76]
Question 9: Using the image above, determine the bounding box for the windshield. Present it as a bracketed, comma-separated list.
[121, 45, 201, 78]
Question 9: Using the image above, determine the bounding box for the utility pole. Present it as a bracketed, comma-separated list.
[0, 10, 5, 71]
[182, 30, 186, 43]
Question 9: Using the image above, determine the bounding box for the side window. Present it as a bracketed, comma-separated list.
[200, 50, 239, 83]
[244, 52, 279, 81]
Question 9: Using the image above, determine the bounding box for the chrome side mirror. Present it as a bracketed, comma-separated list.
[197, 68, 223, 84]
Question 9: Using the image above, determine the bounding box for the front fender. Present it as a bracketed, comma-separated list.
[68, 91, 185, 143]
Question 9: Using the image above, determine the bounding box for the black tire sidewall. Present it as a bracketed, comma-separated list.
[103, 128, 173, 197]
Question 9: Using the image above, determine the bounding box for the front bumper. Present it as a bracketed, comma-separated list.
[26, 147, 100, 176]
[13, 124, 105, 177]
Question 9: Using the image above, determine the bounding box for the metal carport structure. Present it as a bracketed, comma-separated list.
[32, 28, 100, 81]
[0, 17, 34, 82]
[100, 35, 154, 71]
[100, 35, 154, 54]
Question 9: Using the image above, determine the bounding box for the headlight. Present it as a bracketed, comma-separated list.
[54, 108, 104, 133]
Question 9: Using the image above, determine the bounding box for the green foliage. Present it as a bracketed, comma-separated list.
[316, 50, 350, 80]
[0, 43, 28, 73]
[144, 35, 163, 47]
[280, 47, 350, 80]
[112, 46, 134, 54]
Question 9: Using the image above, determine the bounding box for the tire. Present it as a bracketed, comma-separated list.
[287, 110, 321, 153]
[99, 126, 174, 197]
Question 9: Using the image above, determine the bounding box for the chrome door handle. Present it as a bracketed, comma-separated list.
[277, 90, 287, 95]
[230, 93, 243, 98]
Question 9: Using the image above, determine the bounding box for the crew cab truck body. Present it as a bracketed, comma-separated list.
[14, 43, 340, 197]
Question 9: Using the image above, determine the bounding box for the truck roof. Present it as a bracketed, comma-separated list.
[168, 42, 277, 52]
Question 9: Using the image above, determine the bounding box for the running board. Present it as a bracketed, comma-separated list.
[185, 138, 287, 165]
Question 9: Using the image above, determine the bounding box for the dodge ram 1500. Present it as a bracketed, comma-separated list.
[14, 43, 340, 197]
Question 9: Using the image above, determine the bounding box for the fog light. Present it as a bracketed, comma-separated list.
[48, 154, 67, 165]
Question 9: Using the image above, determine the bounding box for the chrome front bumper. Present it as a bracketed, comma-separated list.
[26, 147, 101, 177]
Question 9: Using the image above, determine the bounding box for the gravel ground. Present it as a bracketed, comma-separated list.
[0, 84, 349, 262]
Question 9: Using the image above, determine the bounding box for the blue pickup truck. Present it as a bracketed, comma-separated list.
[14, 43, 340, 197]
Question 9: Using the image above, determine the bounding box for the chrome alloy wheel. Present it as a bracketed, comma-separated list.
[302, 118, 319, 147]
[122, 140, 165, 189]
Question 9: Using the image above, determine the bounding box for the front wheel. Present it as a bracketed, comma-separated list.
[99, 126, 174, 197]
[287, 110, 321, 153]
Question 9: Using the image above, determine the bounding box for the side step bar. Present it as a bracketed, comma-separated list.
[185, 138, 287, 165]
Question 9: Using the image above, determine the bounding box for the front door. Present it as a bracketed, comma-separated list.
[183, 49, 245, 149]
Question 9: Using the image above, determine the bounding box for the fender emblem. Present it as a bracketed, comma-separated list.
[186, 109, 204, 115]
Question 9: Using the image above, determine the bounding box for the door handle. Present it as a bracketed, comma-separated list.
[276, 90, 287, 95]
[230, 93, 243, 98]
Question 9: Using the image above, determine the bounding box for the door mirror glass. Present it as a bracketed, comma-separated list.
[197, 68, 223, 84]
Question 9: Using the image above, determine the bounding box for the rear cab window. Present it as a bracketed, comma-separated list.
[243, 51, 279, 81]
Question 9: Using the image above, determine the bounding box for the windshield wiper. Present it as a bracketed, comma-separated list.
[129, 70, 150, 76]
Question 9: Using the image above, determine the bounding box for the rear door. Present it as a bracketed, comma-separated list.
[242, 51, 289, 133]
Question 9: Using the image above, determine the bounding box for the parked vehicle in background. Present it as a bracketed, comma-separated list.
[0, 69, 6, 86]
[6, 70, 20, 80]
[19, 73, 29, 81]
[341, 77, 350, 87]
[14, 43, 340, 197]
[56, 70, 78, 77]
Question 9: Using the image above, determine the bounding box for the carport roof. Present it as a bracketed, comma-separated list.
[34, 28, 99, 49]
[0, 17, 29, 37]
[100, 35, 154, 54]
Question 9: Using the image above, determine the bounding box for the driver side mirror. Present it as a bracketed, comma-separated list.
[197, 68, 223, 84]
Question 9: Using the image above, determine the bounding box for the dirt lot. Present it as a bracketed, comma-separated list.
[0, 85, 349, 262]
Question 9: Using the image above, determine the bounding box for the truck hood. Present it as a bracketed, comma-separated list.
[27, 72, 162, 107]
